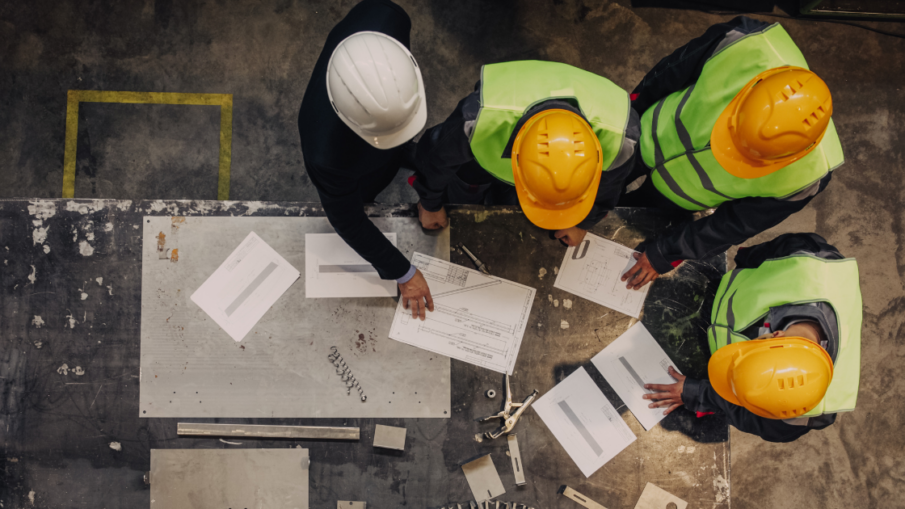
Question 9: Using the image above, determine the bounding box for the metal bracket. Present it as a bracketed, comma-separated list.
[507, 434, 526, 486]
[559, 486, 607, 509]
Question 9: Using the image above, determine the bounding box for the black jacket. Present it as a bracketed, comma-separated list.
[683, 233, 843, 443]
[632, 17, 836, 275]
[413, 82, 641, 230]
[298, 0, 413, 280]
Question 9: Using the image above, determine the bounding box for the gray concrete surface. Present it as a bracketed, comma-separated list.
[1, 1, 903, 508]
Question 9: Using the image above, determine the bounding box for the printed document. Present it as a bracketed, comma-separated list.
[305, 233, 397, 298]
[191, 232, 300, 342]
[388, 253, 535, 375]
[591, 322, 682, 430]
[533, 367, 636, 477]
[553, 233, 650, 318]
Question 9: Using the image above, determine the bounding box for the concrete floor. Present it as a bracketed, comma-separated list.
[1, 0, 904, 507]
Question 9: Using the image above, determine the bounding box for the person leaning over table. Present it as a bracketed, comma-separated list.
[298, 0, 435, 319]
[643, 233, 862, 443]
[411, 60, 640, 244]
[618, 16, 844, 290]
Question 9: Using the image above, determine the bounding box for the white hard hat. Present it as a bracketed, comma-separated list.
[326, 31, 427, 149]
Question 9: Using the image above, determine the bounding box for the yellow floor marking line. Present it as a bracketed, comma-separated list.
[62, 90, 233, 200]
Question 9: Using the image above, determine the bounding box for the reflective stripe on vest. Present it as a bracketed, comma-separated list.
[707, 255, 862, 416]
[640, 24, 845, 211]
[469, 60, 629, 185]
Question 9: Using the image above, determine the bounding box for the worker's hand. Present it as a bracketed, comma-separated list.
[398, 269, 434, 321]
[553, 227, 588, 247]
[418, 202, 448, 230]
[621, 251, 660, 290]
[642, 366, 686, 416]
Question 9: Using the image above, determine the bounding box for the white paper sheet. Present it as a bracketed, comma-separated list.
[190, 232, 300, 342]
[591, 322, 682, 431]
[388, 253, 535, 375]
[553, 233, 650, 318]
[305, 233, 397, 298]
[533, 367, 636, 477]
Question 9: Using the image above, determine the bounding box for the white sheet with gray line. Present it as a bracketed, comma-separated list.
[140, 217, 450, 418]
[305, 232, 397, 298]
[591, 322, 682, 431]
[533, 367, 636, 478]
[190, 231, 300, 342]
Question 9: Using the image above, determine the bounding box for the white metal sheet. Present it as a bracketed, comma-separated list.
[139, 216, 450, 418]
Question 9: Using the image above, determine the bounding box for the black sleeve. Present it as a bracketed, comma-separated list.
[631, 16, 772, 113]
[734, 233, 845, 269]
[575, 108, 641, 230]
[412, 88, 481, 212]
[306, 167, 412, 281]
[683, 378, 812, 443]
[641, 173, 833, 275]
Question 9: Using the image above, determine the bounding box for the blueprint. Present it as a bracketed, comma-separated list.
[553, 233, 650, 318]
[591, 322, 682, 430]
[388, 253, 536, 375]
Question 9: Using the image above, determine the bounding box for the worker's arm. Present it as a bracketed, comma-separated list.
[639, 172, 834, 275]
[412, 87, 482, 213]
[308, 168, 412, 280]
[682, 378, 814, 443]
[307, 169, 435, 319]
[631, 16, 772, 113]
[734, 232, 845, 268]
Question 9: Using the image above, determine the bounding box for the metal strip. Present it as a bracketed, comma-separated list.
[177, 422, 360, 440]
[507, 434, 526, 486]
[560, 486, 607, 509]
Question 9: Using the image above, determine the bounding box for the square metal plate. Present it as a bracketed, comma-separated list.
[139, 216, 450, 417]
[150, 448, 309, 509]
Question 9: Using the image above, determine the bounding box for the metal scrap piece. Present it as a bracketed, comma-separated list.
[177, 422, 359, 440]
[559, 486, 607, 509]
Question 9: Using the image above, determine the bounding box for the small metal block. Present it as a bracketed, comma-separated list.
[373, 424, 406, 451]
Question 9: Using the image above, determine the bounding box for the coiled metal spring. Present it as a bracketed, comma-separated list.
[329, 346, 367, 402]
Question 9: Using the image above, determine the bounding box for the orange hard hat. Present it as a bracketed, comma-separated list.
[708, 336, 833, 420]
[711, 66, 833, 179]
[511, 109, 602, 230]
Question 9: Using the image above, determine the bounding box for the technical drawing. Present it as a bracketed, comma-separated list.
[554, 233, 650, 318]
[389, 253, 536, 375]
